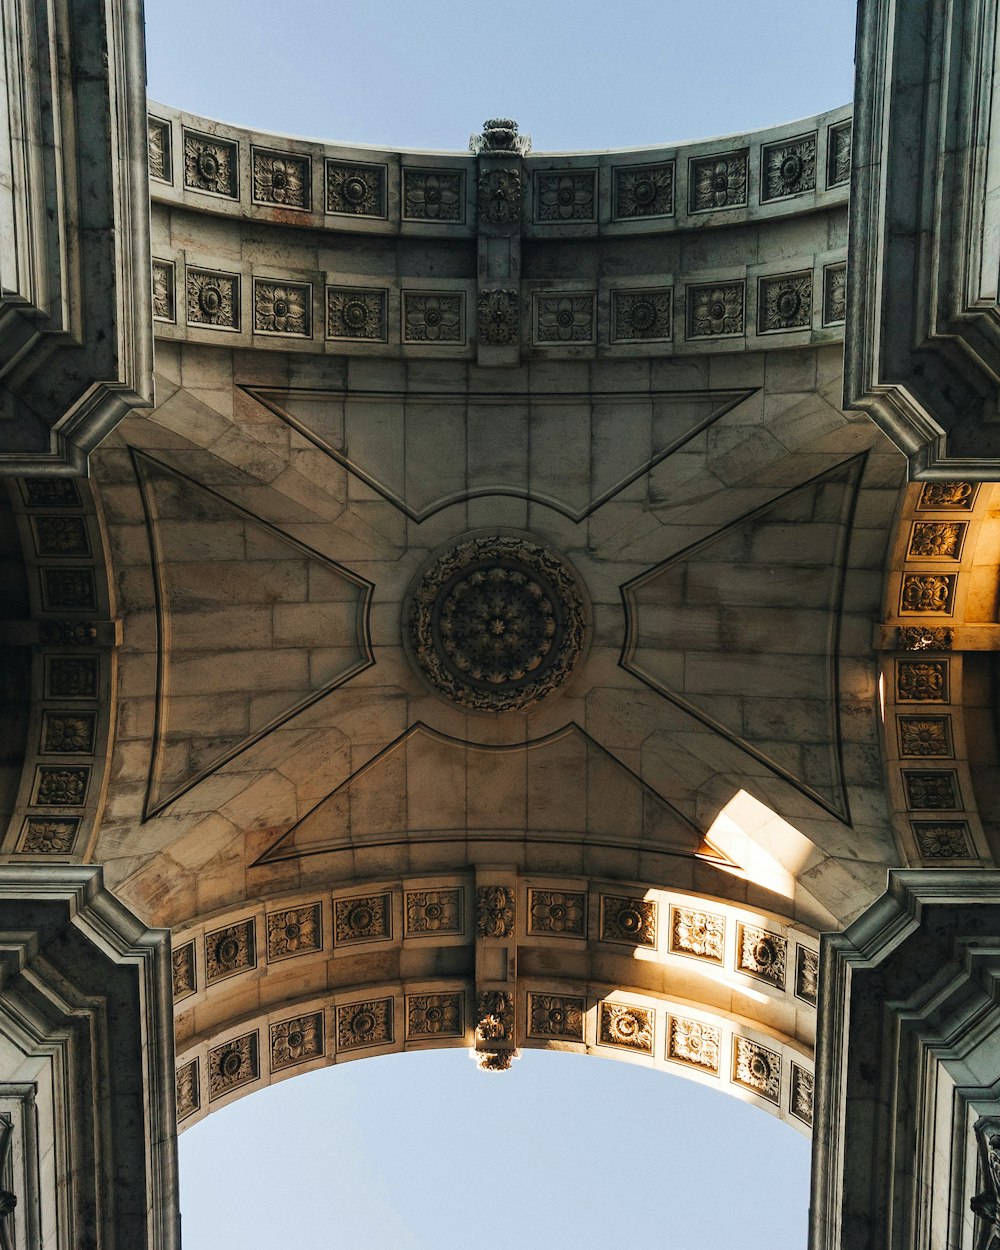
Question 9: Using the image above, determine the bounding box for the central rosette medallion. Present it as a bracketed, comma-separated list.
[407, 535, 587, 711]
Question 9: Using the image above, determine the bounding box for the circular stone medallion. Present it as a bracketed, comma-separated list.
[407, 535, 587, 712]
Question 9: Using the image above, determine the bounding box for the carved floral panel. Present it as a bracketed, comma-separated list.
[40, 711, 96, 752]
[827, 121, 852, 187]
[795, 946, 819, 1005]
[148, 117, 171, 182]
[403, 169, 463, 221]
[186, 268, 240, 330]
[404, 888, 463, 936]
[172, 941, 196, 999]
[152, 261, 175, 322]
[912, 820, 974, 859]
[333, 894, 391, 944]
[33, 765, 89, 806]
[898, 716, 951, 758]
[535, 293, 596, 344]
[535, 171, 597, 222]
[403, 292, 464, 343]
[266, 903, 322, 960]
[270, 1012, 324, 1070]
[325, 162, 386, 217]
[326, 287, 387, 341]
[823, 264, 847, 325]
[253, 280, 311, 336]
[477, 288, 519, 346]
[907, 522, 966, 559]
[527, 889, 586, 937]
[761, 133, 817, 201]
[900, 573, 956, 614]
[790, 1063, 814, 1126]
[916, 482, 978, 510]
[208, 1032, 259, 1100]
[183, 131, 237, 197]
[406, 993, 464, 1038]
[41, 568, 95, 610]
[176, 1060, 199, 1120]
[690, 151, 748, 211]
[205, 919, 256, 982]
[669, 906, 725, 963]
[733, 1036, 781, 1103]
[667, 1016, 721, 1073]
[46, 657, 99, 699]
[18, 817, 80, 853]
[528, 993, 585, 1041]
[736, 923, 787, 989]
[896, 660, 949, 702]
[601, 895, 656, 947]
[903, 770, 960, 810]
[687, 282, 745, 338]
[758, 272, 812, 332]
[598, 1002, 654, 1053]
[252, 148, 310, 208]
[614, 163, 674, 218]
[611, 289, 672, 342]
[476, 885, 515, 938]
[337, 998, 393, 1050]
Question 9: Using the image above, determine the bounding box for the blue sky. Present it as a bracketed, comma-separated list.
[145, 2, 856, 1244]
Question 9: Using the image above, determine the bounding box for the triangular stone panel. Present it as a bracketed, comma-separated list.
[254, 722, 728, 864]
[244, 385, 756, 522]
[134, 453, 373, 817]
[622, 455, 865, 819]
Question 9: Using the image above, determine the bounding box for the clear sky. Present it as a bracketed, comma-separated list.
[145, 2, 854, 1244]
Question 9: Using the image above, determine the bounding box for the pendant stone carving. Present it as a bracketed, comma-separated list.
[407, 535, 587, 712]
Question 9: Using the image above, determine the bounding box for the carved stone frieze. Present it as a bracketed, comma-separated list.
[759, 272, 812, 332]
[535, 171, 596, 222]
[41, 568, 96, 609]
[795, 945, 819, 1005]
[900, 573, 956, 614]
[208, 1033, 259, 1100]
[896, 660, 949, 701]
[152, 261, 175, 322]
[326, 287, 387, 341]
[325, 162, 386, 216]
[736, 923, 788, 989]
[917, 482, 978, 510]
[253, 280, 311, 336]
[477, 167, 522, 225]
[908, 522, 965, 559]
[535, 294, 595, 343]
[762, 134, 817, 200]
[611, 289, 672, 342]
[828, 120, 852, 187]
[898, 716, 951, 758]
[403, 292, 464, 343]
[176, 1060, 199, 1120]
[614, 163, 674, 218]
[896, 627, 953, 653]
[34, 765, 89, 806]
[598, 1002, 654, 1053]
[266, 904, 322, 960]
[183, 131, 237, 197]
[528, 889, 586, 936]
[476, 885, 515, 938]
[18, 817, 79, 853]
[790, 1063, 814, 1126]
[46, 657, 99, 698]
[408, 535, 587, 712]
[667, 1016, 721, 1072]
[172, 941, 196, 998]
[600, 895, 656, 947]
[205, 919, 256, 982]
[41, 712, 95, 752]
[912, 820, 974, 859]
[186, 268, 240, 329]
[690, 151, 748, 210]
[270, 1013, 324, 1069]
[670, 906, 725, 963]
[528, 993, 585, 1040]
[23, 480, 80, 507]
[733, 1036, 781, 1103]
[148, 117, 171, 182]
[406, 993, 464, 1038]
[687, 282, 745, 338]
[334, 894, 391, 944]
[403, 170, 463, 221]
[252, 149, 309, 208]
[903, 770, 960, 810]
[404, 889, 463, 936]
[469, 118, 531, 156]
[336, 998, 393, 1050]
[477, 288, 519, 346]
[823, 263, 847, 325]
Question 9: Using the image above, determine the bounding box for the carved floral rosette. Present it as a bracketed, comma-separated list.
[407, 535, 587, 712]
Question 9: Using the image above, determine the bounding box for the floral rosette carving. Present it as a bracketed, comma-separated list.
[691, 153, 747, 210]
[253, 152, 308, 208]
[688, 283, 744, 337]
[404, 170, 462, 221]
[477, 288, 519, 346]
[476, 885, 515, 938]
[408, 535, 587, 712]
[536, 172, 595, 221]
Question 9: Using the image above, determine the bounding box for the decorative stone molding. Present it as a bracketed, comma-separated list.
[476, 885, 515, 938]
[469, 118, 531, 157]
[477, 288, 519, 346]
[407, 535, 587, 712]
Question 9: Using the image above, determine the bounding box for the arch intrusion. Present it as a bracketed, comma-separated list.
[2, 1, 1000, 1247]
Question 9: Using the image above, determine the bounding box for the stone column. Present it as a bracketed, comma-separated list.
[0, 866, 179, 1249]
[811, 870, 1000, 1250]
